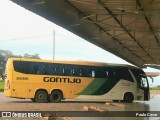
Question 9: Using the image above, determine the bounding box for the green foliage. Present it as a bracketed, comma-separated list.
[150, 87, 160, 90]
[0, 80, 4, 90]
[23, 53, 40, 59]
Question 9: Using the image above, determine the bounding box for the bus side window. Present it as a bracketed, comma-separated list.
[71, 66, 81, 76]
[62, 66, 70, 76]
[55, 66, 59, 75]
[43, 64, 49, 75]
[82, 67, 93, 77]
[71, 68, 74, 76]
[95, 67, 106, 78]
[38, 63, 49, 75]
[115, 67, 134, 82]
[47, 64, 55, 75]
[106, 71, 109, 76]
[79, 69, 83, 76]
[48, 64, 59, 75]
[32, 64, 39, 74]
[55, 65, 63, 75]
[13, 61, 33, 74]
[54, 67, 57, 74]
[63, 66, 71, 76]
[92, 70, 95, 77]
[71, 68, 78, 76]
[62, 66, 69, 76]
[111, 71, 116, 77]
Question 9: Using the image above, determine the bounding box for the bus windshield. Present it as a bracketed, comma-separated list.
[138, 75, 149, 89]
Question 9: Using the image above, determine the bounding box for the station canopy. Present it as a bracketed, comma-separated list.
[11, 0, 160, 69]
[145, 72, 160, 77]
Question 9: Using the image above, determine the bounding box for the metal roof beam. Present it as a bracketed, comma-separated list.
[98, 0, 155, 62]
[136, 0, 160, 47]
[65, 0, 144, 66]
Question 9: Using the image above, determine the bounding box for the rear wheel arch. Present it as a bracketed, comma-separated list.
[35, 89, 48, 96]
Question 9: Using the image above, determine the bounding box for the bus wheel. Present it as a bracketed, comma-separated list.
[34, 90, 48, 103]
[50, 90, 63, 103]
[113, 100, 119, 102]
[123, 93, 134, 103]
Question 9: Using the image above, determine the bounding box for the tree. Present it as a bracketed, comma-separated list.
[23, 53, 40, 59]
[0, 56, 5, 80]
[0, 50, 14, 80]
[0, 49, 41, 80]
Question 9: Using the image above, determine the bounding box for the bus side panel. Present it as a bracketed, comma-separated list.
[76, 79, 136, 100]
[27, 83, 34, 98]
[105, 80, 136, 100]
[48, 82, 70, 98]
[76, 77, 117, 100]
[68, 77, 94, 99]
[33, 75, 71, 99]
[136, 89, 145, 100]
[11, 83, 28, 98]
[32, 76, 93, 99]
[11, 72, 34, 98]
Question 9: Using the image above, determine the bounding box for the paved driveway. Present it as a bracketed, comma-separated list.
[0, 92, 160, 120]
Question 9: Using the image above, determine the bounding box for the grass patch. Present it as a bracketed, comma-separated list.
[0, 80, 4, 90]
[150, 87, 160, 90]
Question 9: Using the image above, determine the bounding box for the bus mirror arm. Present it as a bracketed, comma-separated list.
[150, 76, 154, 83]
[147, 76, 154, 83]
[139, 74, 154, 83]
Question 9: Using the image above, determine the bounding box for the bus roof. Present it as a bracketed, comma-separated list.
[8, 57, 140, 69]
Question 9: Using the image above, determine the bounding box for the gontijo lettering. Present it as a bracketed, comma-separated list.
[43, 77, 81, 83]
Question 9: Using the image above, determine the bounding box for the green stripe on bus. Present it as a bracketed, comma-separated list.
[78, 78, 119, 95]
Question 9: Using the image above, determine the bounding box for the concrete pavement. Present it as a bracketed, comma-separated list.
[0, 92, 160, 120]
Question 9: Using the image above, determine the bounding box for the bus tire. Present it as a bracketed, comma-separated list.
[123, 92, 134, 103]
[113, 100, 119, 102]
[34, 90, 48, 103]
[50, 90, 63, 103]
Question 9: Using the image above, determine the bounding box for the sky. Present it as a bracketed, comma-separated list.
[0, 0, 159, 86]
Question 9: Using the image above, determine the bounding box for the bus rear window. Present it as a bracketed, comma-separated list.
[13, 61, 33, 74]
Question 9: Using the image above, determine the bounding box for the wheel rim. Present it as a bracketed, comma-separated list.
[35, 91, 48, 103]
[38, 94, 44, 100]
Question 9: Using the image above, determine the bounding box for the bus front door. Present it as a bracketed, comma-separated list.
[138, 75, 150, 101]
